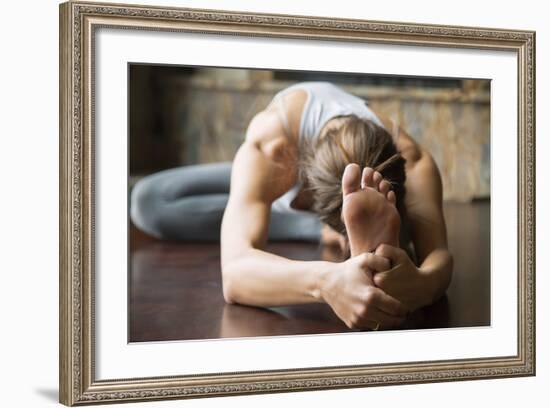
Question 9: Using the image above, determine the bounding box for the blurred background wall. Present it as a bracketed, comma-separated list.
[129, 65, 490, 201]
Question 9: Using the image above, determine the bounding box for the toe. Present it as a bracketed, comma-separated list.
[387, 190, 396, 205]
[361, 167, 375, 189]
[342, 163, 361, 196]
[379, 180, 392, 196]
[372, 171, 383, 190]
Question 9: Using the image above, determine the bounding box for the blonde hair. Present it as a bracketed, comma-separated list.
[298, 115, 406, 236]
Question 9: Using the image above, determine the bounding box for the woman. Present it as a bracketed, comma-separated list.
[131, 82, 453, 330]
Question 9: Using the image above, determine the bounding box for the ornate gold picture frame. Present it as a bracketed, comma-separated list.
[59, 1, 535, 405]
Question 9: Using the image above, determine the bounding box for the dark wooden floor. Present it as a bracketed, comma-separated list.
[129, 201, 490, 342]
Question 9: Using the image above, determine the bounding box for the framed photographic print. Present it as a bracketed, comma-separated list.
[59, 0, 536, 405]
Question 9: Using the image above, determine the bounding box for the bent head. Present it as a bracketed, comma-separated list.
[299, 115, 406, 236]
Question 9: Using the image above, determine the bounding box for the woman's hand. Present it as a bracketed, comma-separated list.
[370, 244, 434, 312]
[319, 252, 408, 330]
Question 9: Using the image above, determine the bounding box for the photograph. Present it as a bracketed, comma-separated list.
[2, 0, 546, 406]
[58, 1, 535, 404]
[128, 66, 491, 342]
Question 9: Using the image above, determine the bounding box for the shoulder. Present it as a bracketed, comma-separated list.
[397, 131, 439, 189]
[370, 110, 422, 165]
[283, 87, 308, 110]
[403, 146, 443, 212]
[398, 133, 423, 168]
[233, 107, 301, 203]
[245, 88, 308, 159]
[245, 109, 298, 166]
[407, 147, 439, 180]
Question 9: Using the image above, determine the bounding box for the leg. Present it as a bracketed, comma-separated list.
[130, 162, 233, 241]
[268, 210, 321, 242]
[131, 161, 321, 242]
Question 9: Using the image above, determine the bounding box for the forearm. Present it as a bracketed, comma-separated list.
[222, 247, 334, 307]
[418, 248, 453, 305]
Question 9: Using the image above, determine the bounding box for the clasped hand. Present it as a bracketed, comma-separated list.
[320, 251, 407, 330]
[321, 244, 429, 330]
[371, 244, 432, 312]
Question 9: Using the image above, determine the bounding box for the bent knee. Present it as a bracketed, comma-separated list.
[130, 177, 164, 238]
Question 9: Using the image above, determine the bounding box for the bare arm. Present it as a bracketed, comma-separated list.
[220, 111, 330, 306]
[220, 155, 330, 306]
[404, 149, 453, 304]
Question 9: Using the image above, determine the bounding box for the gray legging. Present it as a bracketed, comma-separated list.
[130, 161, 322, 242]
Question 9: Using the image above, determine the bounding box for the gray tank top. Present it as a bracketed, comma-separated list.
[269, 82, 385, 216]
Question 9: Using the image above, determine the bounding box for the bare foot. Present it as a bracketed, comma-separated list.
[341, 164, 401, 257]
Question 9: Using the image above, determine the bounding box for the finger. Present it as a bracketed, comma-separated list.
[372, 306, 406, 329]
[370, 287, 409, 317]
[361, 167, 374, 189]
[358, 306, 405, 329]
[373, 262, 406, 287]
[373, 270, 388, 288]
[360, 252, 391, 273]
[375, 244, 405, 265]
